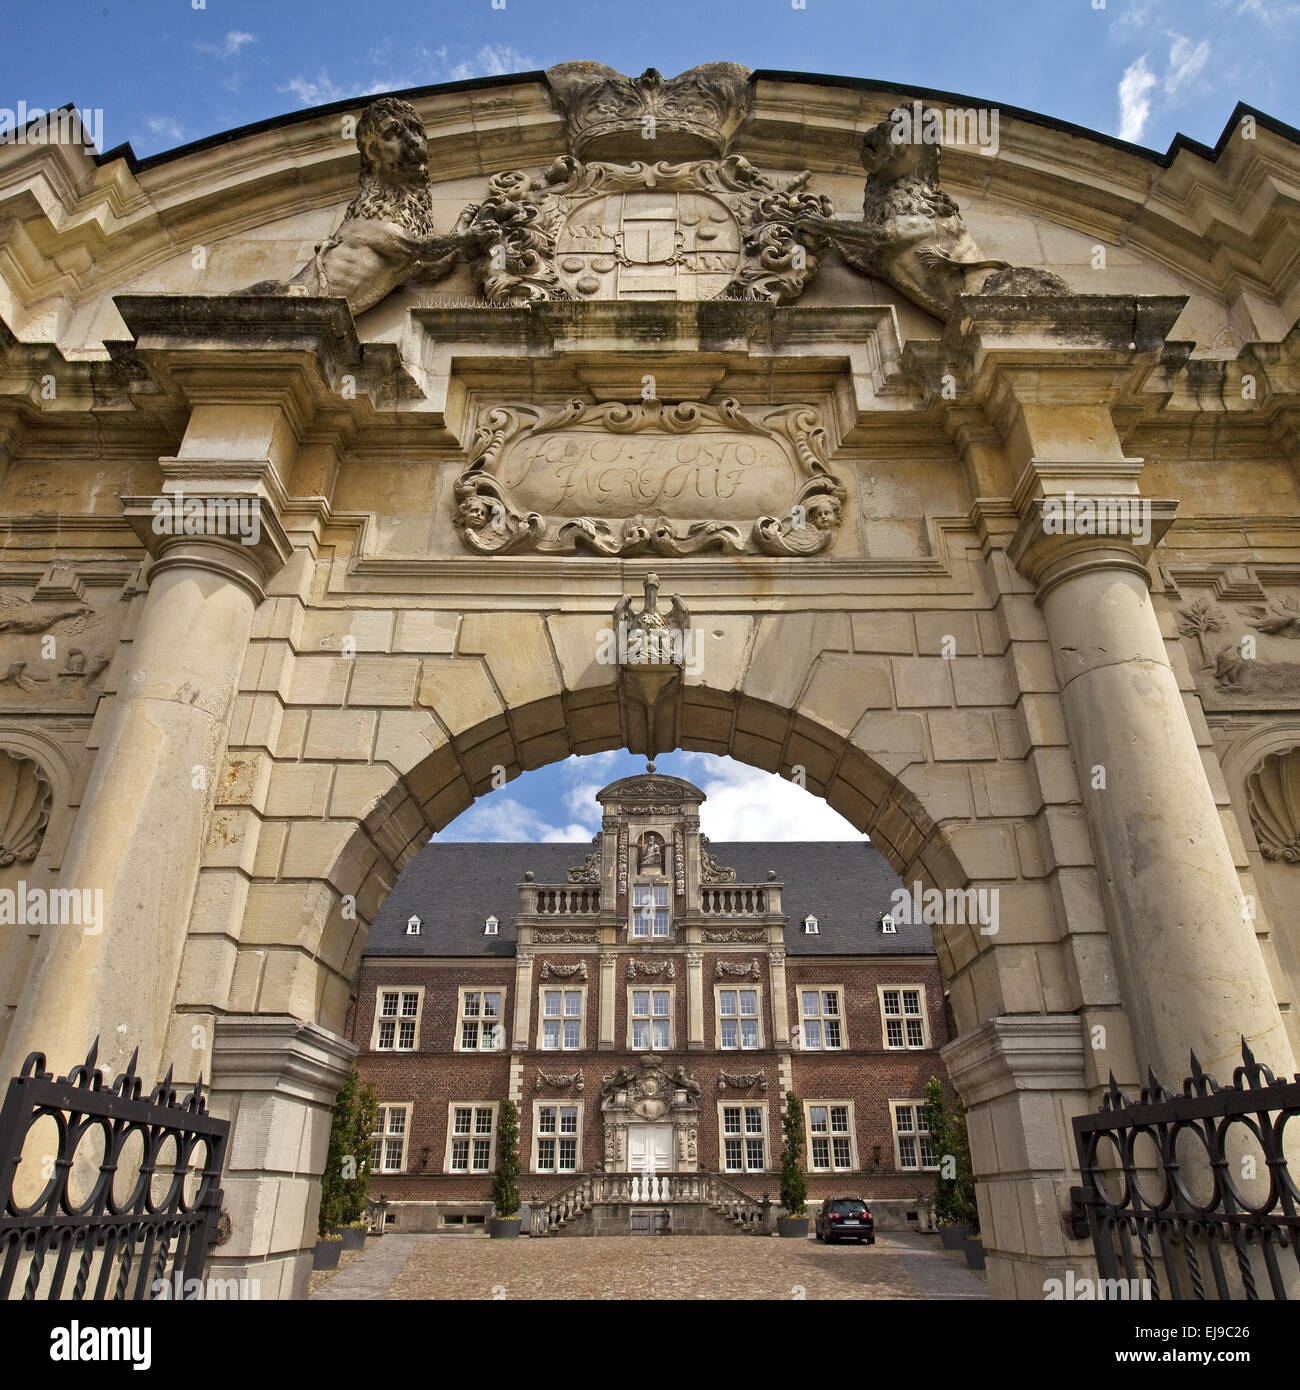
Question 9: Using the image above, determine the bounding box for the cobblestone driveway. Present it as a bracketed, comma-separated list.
[311, 1231, 987, 1300]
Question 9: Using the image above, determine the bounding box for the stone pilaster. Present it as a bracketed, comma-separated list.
[207, 1014, 356, 1300]
[598, 951, 616, 1048]
[768, 945, 790, 1047]
[512, 950, 534, 1049]
[685, 949, 705, 1048]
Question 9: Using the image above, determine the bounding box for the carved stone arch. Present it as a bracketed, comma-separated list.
[0, 743, 56, 867]
[1247, 747, 1300, 862]
[1218, 721, 1300, 860]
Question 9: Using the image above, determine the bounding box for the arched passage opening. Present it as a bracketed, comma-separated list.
[206, 675, 1094, 1300]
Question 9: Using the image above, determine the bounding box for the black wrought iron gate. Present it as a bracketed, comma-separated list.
[0, 1039, 229, 1300]
[1070, 1040, 1300, 1300]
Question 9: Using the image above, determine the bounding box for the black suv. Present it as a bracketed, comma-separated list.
[815, 1197, 875, 1244]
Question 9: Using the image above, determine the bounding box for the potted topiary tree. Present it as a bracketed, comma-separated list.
[921, 1076, 982, 1264]
[777, 1091, 809, 1237]
[319, 1069, 380, 1253]
[489, 1099, 522, 1238]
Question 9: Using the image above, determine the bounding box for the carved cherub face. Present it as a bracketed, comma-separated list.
[805, 496, 841, 532]
[456, 496, 491, 529]
[357, 98, 429, 186]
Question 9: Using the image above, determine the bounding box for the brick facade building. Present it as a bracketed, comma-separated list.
[348, 770, 955, 1233]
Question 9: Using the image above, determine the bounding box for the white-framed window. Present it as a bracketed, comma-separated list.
[718, 1102, 767, 1172]
[371, 1104, 411, 1173]
[892, 1100, 939, 1170]
[371, 987, 423, 1051]
[628, 987, 672, 1050]
[632, 884, 670, 938]
[484, 914, 499, 935]
[715, 985, 762, 1050]
[533, 1101, 583, 1173]
[880, 985, 929, 1049]
[802, 914, 819, 934]
[406, 915, 421, 935]
[796, 987, 845, 1051]
[806, 1101, 857, 1172]
[880, 913, 896, 935]
[445, 1103, 497, 1173]
[456, 987, 505, 1052]
[537, 987, 585, 1050]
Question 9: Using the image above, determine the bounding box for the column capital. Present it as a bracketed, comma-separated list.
[210, 1014, 357, 1108]
[940, 1014, 1086, 1110]
[1008, 495, 1178, 600]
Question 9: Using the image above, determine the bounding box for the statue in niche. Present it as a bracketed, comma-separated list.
[797, 107, 1068, 320]
[245, 97, 493, 316]
[638, 831, 665, 874]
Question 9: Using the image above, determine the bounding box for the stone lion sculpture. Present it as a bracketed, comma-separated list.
[798, 108, 1068, 320]
[245, 97, 489, 316]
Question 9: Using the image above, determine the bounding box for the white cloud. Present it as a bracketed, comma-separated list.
[445, 44, 534, 82]
[436, 796, 590, 843]
[676, 755, 865, 841]
[145, 116, 186, 142]
[195, 31, 256, 59]
[1117, 54, 1160, 141]
[1165, 35, 1211, 96]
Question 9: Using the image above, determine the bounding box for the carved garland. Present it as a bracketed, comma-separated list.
[539, 960, 589, 980]
[717, 1070, 767, 1092]
[673, 824, 686, 908]
[715, 958, 761, 979]
[702, 927, 765, 943]
[627, 959, 676, 979]
[534, 929, 598, 944]
[452, 397, 845, 559]
[535, 1069, 585, 1092]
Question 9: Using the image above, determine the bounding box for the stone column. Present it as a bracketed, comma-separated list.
[598, 952, 616, 1048]
[1011, 504, 1295, 1082]
[686, 950, 705, 1048]
[208, 1014, 355, 1300]
[0, 473, 288, 1083]
[512, 950, 534, 1049]
[768, 946, 790, 1047]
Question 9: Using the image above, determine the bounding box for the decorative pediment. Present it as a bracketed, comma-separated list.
[453, 397, 845, 558]
[600, 1055, 702, 1120]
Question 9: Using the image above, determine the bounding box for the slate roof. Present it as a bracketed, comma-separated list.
[364, 840, 930, 958]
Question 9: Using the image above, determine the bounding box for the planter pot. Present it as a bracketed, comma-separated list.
[963, 1238, 986, 1271]
[777, 1216, 809, 1238]
[939, 1224, 970, 1250]
[312, 1240, 343, 1271]
[489, 1217, 522, 1239]
[336, 1226, 366, 1251]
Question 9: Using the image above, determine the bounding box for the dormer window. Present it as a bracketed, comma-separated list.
[484, 914, 499, 936]
[881, 913, 897, 935]
[802, 914, 819, 935]
[406, 915, 421, 935]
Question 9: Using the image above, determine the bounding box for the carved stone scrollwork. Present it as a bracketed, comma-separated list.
[535, 1068, 585, 1092]
[699, 833, 736, 884]
[1247, 747, 1300, 862]
[627, 959, 675, 980]
[0, 751, 52, 866]
[534, 929, 598, 944]
[453, 398, 845, 558]
[702, 927, 764, 943]
[457, 155, 829, 308]
[539, 960, 589, 980]
[566, 849, 601, 883]
[717, 1070, 767, 1092]
[714, 958, 761, 979]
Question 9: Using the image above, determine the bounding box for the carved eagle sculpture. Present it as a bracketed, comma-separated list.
[613, 574, 691, 664]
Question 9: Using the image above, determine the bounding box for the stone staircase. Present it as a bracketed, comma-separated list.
[529, 1171, 769, 1236]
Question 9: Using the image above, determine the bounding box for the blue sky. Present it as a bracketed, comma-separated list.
[2, 0, 1296, 158]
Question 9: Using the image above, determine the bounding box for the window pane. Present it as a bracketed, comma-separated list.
[398, 1019, 416, 1048]
[886, 1019, 904, 1047]
[483, 992, 501, 1017]
[451, 1139, 468, 1170]
[543, 1021, 560, 1048]
[634, 886, 650, 905]
[560, 1108, 578, 1133]
[903, 990, 921, 1015]
[381, 992, 399, 1016]
[832, 1137, 851, 1167]
[721, 1020, 738, 1049]
[653, 911, 669, 934]
[651, 992, 669, 1017]
[723, 1107, 741, 1134]
[402, 992, 419, 1016]
[803, 1020, 822, 1050]
[746, 1138, 764, 1169]
[906, 1019, 925, 1048]
[558, 1138, 577, 1170]
[920, 1137, 937, 1168]
[372, 1137, 383, 1170]
[653, 886, 668, 905]
[899, 1136, 917, 1168]
[830, 1106, 849, 1132]
[539, 1107, 556, 1132]
[482, 1023, 500, 1052]
[724, 1138, 743, 1170]
[472, 1139, 491, 1170]
[632, 991, 649, 1015]
[811, 1137, 830, 1168]
[824, 1019, 841, 1049]
[386, 1137, 403, 1169]
[745, 1107, 763, 1134]
[720, 991, 736, 1017]
[632, 1021, 648, 1049]
[537, 1139, 554, 1170]
[883, 989, 900, 1016]
[463, 992, 480, 1017]
[378, 1021, 395, 1048]
[461, 1021, 478, 1049]
[543, 991, 561, 1016]
[475, 1108, 493, 1134]
[740, 1019, 758, 1048]
[739, 991, 757, 1016]
[454, 1108, 471, 1134]
[895, 1105, 914, 1132]
[563, 1019, 580, 1048]
[652, 1021, 669, 1049]
[801, 991, 819, 1017]
[809, 1106, 828, 1132]
[822, 991, 839, 1016]
[564, 992, 582, 1016]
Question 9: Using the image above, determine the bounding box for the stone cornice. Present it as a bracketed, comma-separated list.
[939, 1014, 1086, 1107]
[1008, 496, 1179, 597]
[209, 1014, 357, 1106]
